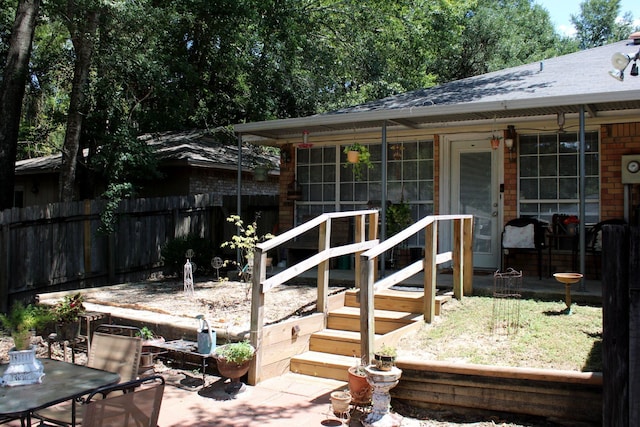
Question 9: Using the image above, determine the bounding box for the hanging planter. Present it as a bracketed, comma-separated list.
[253, 165, 269, 182]
[343, 143, 373, 180]
[347, 150, 360, 163]
[490, 135, 501, 150]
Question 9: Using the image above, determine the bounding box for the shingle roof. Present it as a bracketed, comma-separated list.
[235, 39, 640, 141]
[15, 129, 279, 175]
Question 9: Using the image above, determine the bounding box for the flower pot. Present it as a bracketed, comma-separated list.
[347, 150, 360, 163]
[2, 346, 45, 386]
[347, 366, 372, 405]
[330, 391, 352, 414]
[55, 321, 80, 341]
[216, 357, 252, 394]
[373, 353, 396, 371]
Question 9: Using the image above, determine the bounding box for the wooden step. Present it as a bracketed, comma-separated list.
[290, 350, 355, 381]
[327, 306, 421, 334]
[344, 289, 423, 312]
[309, 329, 383, 357]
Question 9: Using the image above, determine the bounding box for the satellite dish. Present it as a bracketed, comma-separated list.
[611, 52, 631, 71]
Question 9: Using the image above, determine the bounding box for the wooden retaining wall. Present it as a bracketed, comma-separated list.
[393, 360, 602, 423]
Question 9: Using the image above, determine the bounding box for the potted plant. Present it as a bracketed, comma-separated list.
[373, 344, 397, 371]
[330, 389, 352, 415]
[386, 199, 413, 268]
[51, 293, 85, 341]
[0, 302, 51, 386]
[343, 143, 373, 180]
[347, 356, 372, 405]
[214, 340, 255, 393]
[137, 326, 165, 369]
[490, 134, 501, 149]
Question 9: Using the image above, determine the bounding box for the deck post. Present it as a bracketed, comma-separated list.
[463, 217, 474, 295]
[423, 219, 437, 323]
[452, 218, 463, 299]
[317, 219, 331, 321]
[248, 248, 267, 385]
[355, 214, 366, 289]
[360, 254, 376, 365]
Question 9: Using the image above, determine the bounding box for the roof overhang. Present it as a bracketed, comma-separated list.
[234, 90, 640, 143]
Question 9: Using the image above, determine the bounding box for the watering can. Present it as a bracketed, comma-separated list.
[195, 315, 216, 355]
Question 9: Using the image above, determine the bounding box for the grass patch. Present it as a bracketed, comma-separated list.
[397, 296, 602, 371]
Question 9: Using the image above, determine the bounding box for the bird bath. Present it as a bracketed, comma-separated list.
[553, 273, 583, 314]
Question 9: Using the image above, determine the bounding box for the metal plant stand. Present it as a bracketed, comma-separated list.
[492, 268, 522, 335]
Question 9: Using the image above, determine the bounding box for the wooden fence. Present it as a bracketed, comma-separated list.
[0, 193, 241, 311]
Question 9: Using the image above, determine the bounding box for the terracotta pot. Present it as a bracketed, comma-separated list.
[347, 150, 360, 163]
[330, 391, 351, 414]
[216, 357, 253, 393]
[347, 366, 372, 405]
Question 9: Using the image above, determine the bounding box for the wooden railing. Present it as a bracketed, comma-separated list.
[358, 214, 474, 365]
[248, 209, 379, 383]
[247, 211, 473, 382]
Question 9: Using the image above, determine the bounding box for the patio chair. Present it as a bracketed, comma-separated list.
[35, 331, 142, 426]
[501, 217, 545, 279]
[586, 218, 626, 279]
[81, 375, 165, 427]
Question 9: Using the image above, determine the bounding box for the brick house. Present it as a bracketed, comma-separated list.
[234, 38, 640, 279]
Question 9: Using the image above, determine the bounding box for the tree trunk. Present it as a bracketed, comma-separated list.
[0, 0, 41, 210]
[58, 8, 99, 202]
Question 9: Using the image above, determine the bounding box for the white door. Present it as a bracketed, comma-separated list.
[451, 139, 501, 269]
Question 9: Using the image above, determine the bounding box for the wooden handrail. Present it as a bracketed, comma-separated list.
[248, 209, 379, 384]
[358, 214, 474, 365]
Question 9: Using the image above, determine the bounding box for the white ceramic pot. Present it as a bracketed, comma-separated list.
[2, 346, 45, 386]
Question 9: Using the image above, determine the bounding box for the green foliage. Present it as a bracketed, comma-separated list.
[137, 326, 156, 340]
[375, 344, 397, 358]
[51, 293, 85, 323]
[0, 302, 53, 350]
[161, 234, 215, 276]
[570, 0, 632, 48]
[221, 214, 274, 268]
[215, 340, 255, 364]
[343, 143, 373, 180]
[386, 200, 412, 237]
[93, 126, 160, 234]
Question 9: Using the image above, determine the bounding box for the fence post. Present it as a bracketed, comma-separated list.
[248, 247, 267, 386]
[0, 221, 7, 312]
[602, 224, 629, 426]
[629, 226, 639, 426]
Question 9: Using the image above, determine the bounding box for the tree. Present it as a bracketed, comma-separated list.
[0, 0, 41, 210]
[571, 0, 622, 49]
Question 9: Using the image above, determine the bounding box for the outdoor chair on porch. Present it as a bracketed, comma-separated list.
[501, 217, 545, 279]
[35, 331, 142, 426]
[81, 375, 165, 427]
[587, 218, 627, 279]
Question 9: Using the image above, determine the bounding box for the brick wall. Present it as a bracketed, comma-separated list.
[189, 168, 279, 206]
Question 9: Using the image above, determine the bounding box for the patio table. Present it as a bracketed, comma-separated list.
[0, 358, 120, 426]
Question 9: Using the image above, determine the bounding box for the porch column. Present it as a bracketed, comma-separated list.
[578, 106, 586, 291]
[381, 121, 388, 276]
[237, 132, 243, 266]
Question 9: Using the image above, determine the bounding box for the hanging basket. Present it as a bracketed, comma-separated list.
[347, 150, 360, 163]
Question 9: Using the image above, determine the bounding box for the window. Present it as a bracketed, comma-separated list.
[518, 131, 599, 224]
[296, 140, 434, 245]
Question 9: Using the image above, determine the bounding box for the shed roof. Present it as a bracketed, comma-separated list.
[235, 39, 640, 141]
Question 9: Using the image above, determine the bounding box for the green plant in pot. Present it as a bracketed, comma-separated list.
[343, 143, 373, 180]
[373, 344, 397, 371]
[51, 293, 85, 340]
[1, 302, 52, 386]
[214, 340, 255, 393]
[0, 302, 52, 351]
[386, 198, 413, 268]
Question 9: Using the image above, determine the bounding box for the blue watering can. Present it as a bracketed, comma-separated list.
[195, 315, 216, 355]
